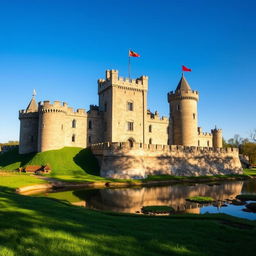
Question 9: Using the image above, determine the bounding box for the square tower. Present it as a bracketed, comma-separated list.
[98, 70, 148, 143]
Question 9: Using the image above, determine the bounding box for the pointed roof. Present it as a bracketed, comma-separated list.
[175, 74, 191, 92]
[26, 97, 38, 113]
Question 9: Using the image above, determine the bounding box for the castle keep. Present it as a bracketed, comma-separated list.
[19, 70, 222, 154]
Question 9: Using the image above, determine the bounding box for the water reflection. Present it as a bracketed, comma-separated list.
[73, 181, 245, 213]
[37, 180, 256, 220]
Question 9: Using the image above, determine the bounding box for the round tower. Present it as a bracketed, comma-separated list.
[19, 92, 39, 154]
[38, 101, 66, 152]
[211, 128, 223, 148]
[168, 74, 199, 146]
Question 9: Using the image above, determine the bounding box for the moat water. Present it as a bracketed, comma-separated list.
[35, 180, 256, 220]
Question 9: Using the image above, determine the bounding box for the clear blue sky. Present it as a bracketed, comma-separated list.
[0, 0, 255, 142]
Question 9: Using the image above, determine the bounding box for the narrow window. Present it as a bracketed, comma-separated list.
[149, 138, 152, 144]
[104, 103, 107, 112]
[193, 113, 196, 119]
[72, 119, 76, 128]
[198, 140, 200, 146]
[127, 102, 133, 111]
[88, 136, 91, 144]
[167, 126, 169, 134]
[61, 124, 64, 130]
[88, 120, 92, 129]
[127, 122, 134, 131]
[149, 125, 152, 133]
[207, 140, 210, 147]
[72, 134, 76, 142]
[177, 104, 180, 111]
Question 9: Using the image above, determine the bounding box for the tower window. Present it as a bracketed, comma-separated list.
[88, 136, 91, 144]
[72, 134, 76, 142]
[104, 103, 107, 112]
[127, 102, 133, 111]
[61, 124, 64, 130]
[149, 138, 152, 144]
[177, 104, 180, 111]
[149, 125, 152, 133]
[207, 140, 210, 147]
[193, 113, 196, 119]
[127, 122, 134, 131]
[198, 140, 200, 146]
[88, 120, 92, 129]
[72, 119, 76, 128]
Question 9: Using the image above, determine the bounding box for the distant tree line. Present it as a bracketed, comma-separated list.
[223, 129, 256, 164]
[0, 141, 19, 147]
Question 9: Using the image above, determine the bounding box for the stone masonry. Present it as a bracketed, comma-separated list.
[19, 69, 222, 154]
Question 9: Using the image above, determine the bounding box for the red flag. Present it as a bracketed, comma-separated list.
[129, 50, 140, 57]
[182, 65, 192, 72]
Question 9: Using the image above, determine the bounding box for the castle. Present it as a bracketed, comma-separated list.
[19, 69, 223, 154]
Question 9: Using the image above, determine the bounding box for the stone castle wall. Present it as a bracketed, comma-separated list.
[91, 142, 242, 179]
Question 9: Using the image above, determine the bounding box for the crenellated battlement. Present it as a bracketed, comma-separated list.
[90, 142, 238, 154]
[198, 127, 212, 138]
[38, 101, 86, 116]
[211, 128, 223, 134]
[98, 70, 148, 93]
[19, 111, 38, 119]
[147, 111, 168, 122]
[168, 89, 199, 102]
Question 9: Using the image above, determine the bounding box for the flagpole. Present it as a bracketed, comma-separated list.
[128, 49, 131, 79]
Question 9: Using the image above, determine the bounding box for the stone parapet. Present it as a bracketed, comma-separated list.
[90, 142, 238, 154]
[98, 70, 148, 93]
[38, 101, 86, 117]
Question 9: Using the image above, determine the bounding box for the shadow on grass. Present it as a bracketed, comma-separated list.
[73, 148, 100, 176]
[0, 148, 36, 169]
[0, 185, 256, 256]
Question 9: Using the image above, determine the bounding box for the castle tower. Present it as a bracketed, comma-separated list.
[98, 70, 148, 143]
[37, 101, 66, 152]
[211, 127, 223, 148]
[19, 92, 39, 154]
[168, 74, 199, 146]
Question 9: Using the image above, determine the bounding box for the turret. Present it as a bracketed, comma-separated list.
[37, 101, 67, 152]
[19, 90, 39, 154]
[168, 74, 199, 146]
[211, 127, 223, 148]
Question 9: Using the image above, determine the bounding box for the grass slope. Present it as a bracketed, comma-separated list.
[0, 147, 103, 181]
[0, 177, 255, 256]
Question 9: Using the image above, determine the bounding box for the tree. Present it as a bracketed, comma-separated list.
[250, 129, 256, 142]
[241, 142, 256, 164]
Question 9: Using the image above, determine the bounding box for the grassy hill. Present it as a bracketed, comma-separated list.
[0, 147, 102, 181]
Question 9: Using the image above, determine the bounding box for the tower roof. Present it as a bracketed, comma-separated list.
[175, 74, 191, 92]
[26, 97, 38, 113]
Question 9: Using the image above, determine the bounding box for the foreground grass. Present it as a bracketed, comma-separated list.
[0, 173, 47, 191]
[0, 176, 255, 256]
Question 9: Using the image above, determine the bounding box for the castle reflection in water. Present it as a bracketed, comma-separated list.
[72, 181, 246, 214]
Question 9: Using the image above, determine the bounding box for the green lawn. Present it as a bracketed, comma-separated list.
[0, 147, 107, 182]
[244, 168, 256, 176]
[0, 175, 255, 256]
[0, 173, 47, 191]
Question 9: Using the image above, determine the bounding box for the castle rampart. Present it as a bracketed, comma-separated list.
[90, 142, 242, 179]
